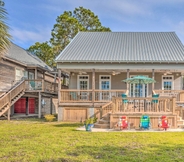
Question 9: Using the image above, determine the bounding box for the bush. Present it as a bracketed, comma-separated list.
[44, 114, 56, 122]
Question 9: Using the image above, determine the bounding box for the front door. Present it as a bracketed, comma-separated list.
[130, 84, 148, 97]
[99, 75, 111, 100]
[130, 75, 148, 97]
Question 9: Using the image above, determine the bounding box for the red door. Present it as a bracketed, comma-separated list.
[14, 98, 26, 113]
[29, 98, 35, 114]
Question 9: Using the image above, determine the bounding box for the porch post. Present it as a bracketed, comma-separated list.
[127, 69, 130, 90]
[92, 69, 95, 104]
[35, 68, 37, 79]
[152, 69, 155, 91]
[58, 69, 61, 105]
[43, 72, 45, 80]
[38, 92, 42, 118]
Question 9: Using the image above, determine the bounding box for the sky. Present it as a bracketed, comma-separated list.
[4, 0, 184, 49]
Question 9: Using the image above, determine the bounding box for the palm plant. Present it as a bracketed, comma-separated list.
[0, 1, 11, 58]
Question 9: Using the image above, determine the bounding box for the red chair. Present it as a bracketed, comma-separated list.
[117, 116, 129, 130]
[158, 116, 169, 131]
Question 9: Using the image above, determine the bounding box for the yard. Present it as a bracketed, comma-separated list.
[0, 119, 184, 162]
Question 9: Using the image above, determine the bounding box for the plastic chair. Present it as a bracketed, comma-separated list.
[140, 115, 151, 130]
[152, 94, 159, 103]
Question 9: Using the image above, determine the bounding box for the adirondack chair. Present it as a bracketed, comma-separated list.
[140, 115, 151, 130]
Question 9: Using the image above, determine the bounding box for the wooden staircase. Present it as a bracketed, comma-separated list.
[94, 114, 110, 129]
[0, 80, 25, 119]
[93, 102, 113, 129]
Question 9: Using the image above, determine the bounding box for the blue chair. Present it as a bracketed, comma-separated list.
[152, 94, 159, 103]
[122, 93, 128, 103]
[29, 81, 35, 90]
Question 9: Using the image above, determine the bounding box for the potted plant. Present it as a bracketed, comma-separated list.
[84, 117, 97, 131]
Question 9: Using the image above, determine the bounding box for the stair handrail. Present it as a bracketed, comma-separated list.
[93, 101, 113, 119]
[0, 79, 25, 110]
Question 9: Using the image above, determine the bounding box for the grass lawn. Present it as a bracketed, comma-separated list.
[0, 119, 184, 162]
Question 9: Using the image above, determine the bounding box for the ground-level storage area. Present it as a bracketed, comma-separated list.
[14, 98, 35, 114]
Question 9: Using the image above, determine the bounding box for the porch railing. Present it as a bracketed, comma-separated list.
[25, 79, 58, 93]
[60, 89, 126, 102]
[112, 97, 175, 114]
[154, 90, 184, 101]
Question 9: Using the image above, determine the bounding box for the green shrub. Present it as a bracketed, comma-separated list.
[44, 114, 56, 122]
[84, 117, 98, 125]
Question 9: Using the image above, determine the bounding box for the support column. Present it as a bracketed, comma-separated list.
[43, 72, 45, 80]
[50, 97, 53, 114]
[7, 106, 10, 121]
[38, 92, 42, 118]
[26, 97, 29, 115]
[152, 69, 155, 91]
[92, 69, 95, 104]
[35, 68, 37, 79]
[126, 69, 130, 90]
[58, 69, 61, 104]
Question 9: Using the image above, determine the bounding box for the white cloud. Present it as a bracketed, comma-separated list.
[10, 26, 51, 47]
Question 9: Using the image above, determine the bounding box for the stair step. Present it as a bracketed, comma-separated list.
[94, 123, 110, 129]
[98, 120, 109, 124]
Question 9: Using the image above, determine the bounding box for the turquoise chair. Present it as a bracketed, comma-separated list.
[122, 93, 128, 103]
[29, 81, 35, 90]
[152, 94, 159, 103]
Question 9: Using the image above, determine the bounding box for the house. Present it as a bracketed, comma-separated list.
[56, 32, 184, 129]
[0, 42, 60, 119]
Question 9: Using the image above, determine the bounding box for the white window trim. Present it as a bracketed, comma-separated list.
[77, 75, 89, 90]
[129, 75, 149, 97]
[99, 75, 111, 90]
[162, 75, 174, 90]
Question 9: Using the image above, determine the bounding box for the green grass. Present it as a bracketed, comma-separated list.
[0, 119, 184, 162]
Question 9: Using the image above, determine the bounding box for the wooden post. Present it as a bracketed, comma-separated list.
[92, 69, 95, 105]
[156, 103, 158, 112]
[115, 99, 118, 112]
[100, 107, 102, 119]
[35, 68, 37, 79]
[42, 79, 44, 91]
[164, 99, 166, 112]
[26, 97, 29, 115]
[152, 69, 155, 91]
[112, 103, 115, 113]
[58, 69, 61, 105]
[172, 97, 176, 114]
[50, 97, 53, 114]
[7, 106, 10, 121]
[179, 92, 184, 101]
[126, 69, 130, 90]
[38, 92, 41, 118]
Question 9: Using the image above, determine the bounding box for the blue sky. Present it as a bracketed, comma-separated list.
[4, 0, 184, 49]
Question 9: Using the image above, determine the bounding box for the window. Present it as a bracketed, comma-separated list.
[99, 75, 111, 100]
[162, 75, 173, 90]
[15, 69, 24, 81]
[77, 75, 89, 100]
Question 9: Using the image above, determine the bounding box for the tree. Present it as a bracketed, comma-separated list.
[29, 7, 111, 67]
[50, 6, 111, 55]
[0, 0, 11, 58]
[27, 42, 56, 67]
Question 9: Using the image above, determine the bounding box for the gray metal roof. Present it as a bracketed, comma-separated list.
[5, 42, 52, 71]
[56, 32, 184, 63]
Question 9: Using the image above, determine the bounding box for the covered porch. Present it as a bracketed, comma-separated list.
[57, 67, 184, 128]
